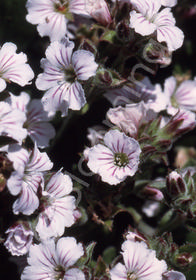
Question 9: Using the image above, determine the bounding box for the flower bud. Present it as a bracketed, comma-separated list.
[4, 221, 33, 256]
[116, 21, 131, 42]
[85, 0, 112, 26]
[166, 171, 186, 198]
[143, 39, 172, 67]
[175, 252, 193, 267]
[141, 186, 164, 201]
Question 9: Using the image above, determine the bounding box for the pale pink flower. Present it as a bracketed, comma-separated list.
[4, 222, 33, 256]
[36, 39, 98, 117]
[36, 171, 78, 240]
[21, 237, 85, 280]
[26, 0, 89, 41]
[0, 102, 27, 144]
[6, 144, 53, 215]
[7, 92, 56, 148]
[0, 43, 34, 92]
[110, 240, 167, 280]
[163, 76, 196, 115]
[129, 0, 184, 51]
[85, 0, 112, 26]
[107, 102, 156, 138]
[87, 130, 141, 185]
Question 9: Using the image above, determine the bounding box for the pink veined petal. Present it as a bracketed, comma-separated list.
[41, 83, 69, 117]
[156, 25, 184, 51]
[45, 171, 73, 197]
[7, 91, 30, 112]
[129, 10, 157, 36]
[27, 144, 53, 172]
[175, 80, 196, 111]
[0, 43, 34, 87]
[64, 81, 86, 110]
[37, 13, 68, 41]
[7, 171, 23, 196]
[13, 183, 40, 215]
[45, 40, 74, 69]
[69, 0, 89, 15]
[6, 145, 29, 172]
[153, 8, 176, 27]
[131, 0, 161, 18]
[27, 239, 57, 267]
[26, 0, 55, 24]
[56, 237, 84, 268]
[72, 50, 98, 80]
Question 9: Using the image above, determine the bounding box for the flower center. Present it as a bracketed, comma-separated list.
[54, 0, 69, 14]
[64, 66, 77, 83]
[54, 265, 65, 280]
[114, 152, 129, 167]
[127, 272, 138, 280]
[170, 93, 179, 108]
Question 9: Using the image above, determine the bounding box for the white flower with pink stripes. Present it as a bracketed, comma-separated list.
[6, 144, 53, 215]
[0, 43, 34, 92]
[110, 240, 167, 280]
[26, 0, 89, 41]
[87, 129, 141, 185]
[36, 171, 79, 240]
[129, 0, 184, 51]
[36, 39, 98, 117]
[21, 237, 85, 280]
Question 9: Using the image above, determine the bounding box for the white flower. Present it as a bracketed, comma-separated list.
[36, 39, 98, 117]
[26, 0, 89, 41]
[7, 92, 56, 148]
[129, 0, 184, 51]
[0, 101, 27, 144]
[87, 130, 141, 185]
[85, 0, 112, 26]
[110, 240, 167, 280]
[21, 237, 85, 280]
[163, 76, 196, 115]
[0, 42, 34, 92]
[161, 0, 177, 7]
[36, 171, 78, 240]
[4, 222, 33, 256]
[6, 144, 53, 215]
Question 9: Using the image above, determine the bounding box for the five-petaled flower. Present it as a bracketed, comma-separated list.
[129, 0, 184, 51]
[6, 144, 53, 215]
[36, 171, 79, 240]
[21, 237, 85, 280]
[36, 39, 98, 117]
[26, 0, 89, 41]
[87, 129, 141, 185]
[0, 42, 34, 92]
